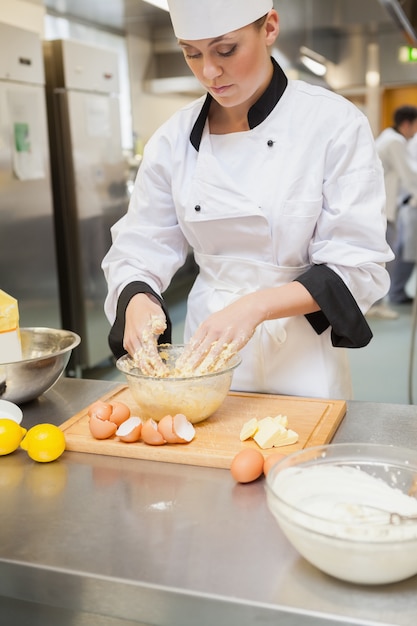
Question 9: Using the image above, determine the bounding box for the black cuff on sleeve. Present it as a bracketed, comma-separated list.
[108, 281, 172, 359]
[295, 265, 372, 348]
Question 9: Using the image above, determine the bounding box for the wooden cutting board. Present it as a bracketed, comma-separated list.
[59, 385, 346, 469]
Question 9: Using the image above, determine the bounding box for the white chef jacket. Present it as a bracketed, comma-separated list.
[409, 134, 417, 161]
[103, 60, 392, 400]
[375, 127, 417, 223]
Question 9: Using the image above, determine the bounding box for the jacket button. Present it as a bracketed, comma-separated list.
[194, 205, 201, 212]
[267, 139, 274, 147]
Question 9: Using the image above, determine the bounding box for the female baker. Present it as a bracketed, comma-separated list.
[103, 0, 393, 399]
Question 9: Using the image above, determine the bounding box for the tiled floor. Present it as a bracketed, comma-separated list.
[84, 290, 417, 406]
[350, 301, 417, 404]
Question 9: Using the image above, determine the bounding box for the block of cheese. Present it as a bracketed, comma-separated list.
[0, 290, 22, 364]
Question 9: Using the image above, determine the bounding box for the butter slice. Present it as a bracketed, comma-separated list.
[257, 414, 288, 429]
[254, 422, 288, 449]
[274, 429, 299, 448]
[239, 417, 259, 441]
[239, 414, 298, 449]
[0, 290, 22, 364]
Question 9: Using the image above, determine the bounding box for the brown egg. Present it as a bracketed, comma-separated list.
[141, 418, 166, 446]
[263, 453, 286, 477]
[89, 414, 117, 439]
[109, 401, 131, 426]
[116, 416, 142, 443]
[230, 448, 265, 484]
[88, 400, 112, 421]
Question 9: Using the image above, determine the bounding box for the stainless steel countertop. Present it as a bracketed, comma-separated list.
[1, 377, 417, 626]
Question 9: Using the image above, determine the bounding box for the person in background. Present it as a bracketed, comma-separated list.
[367, 105, 417, 318]
[394, 129, 417, 303]
[409, 132, 417, 162]
[102, 0, 392, 400]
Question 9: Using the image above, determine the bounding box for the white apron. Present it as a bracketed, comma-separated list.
[178, 124, 353, 400]
[184, 252, 352, 400]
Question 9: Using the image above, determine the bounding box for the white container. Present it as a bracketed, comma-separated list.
[0, 289, 22, 364]
[0, 399, 23, 424]
[0, 330, 22, 364]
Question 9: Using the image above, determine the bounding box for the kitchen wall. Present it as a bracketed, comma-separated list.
[5, 0, 417, 145]
[4, 0, 195, 151]
[126, 33, 195, 147]
[3, 0, 44, 35]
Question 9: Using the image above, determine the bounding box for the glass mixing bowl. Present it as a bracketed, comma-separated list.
[266, 443, 417, 585]
[116, 344, 241, 424]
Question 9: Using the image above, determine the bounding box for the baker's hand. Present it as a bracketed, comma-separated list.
[176, 283, 320, 375]
[124, 293, 169, 376]
[176, 297, 260, 375]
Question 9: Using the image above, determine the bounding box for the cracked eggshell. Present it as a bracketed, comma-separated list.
[157, 414, 196, 444]
[109, 401, 131, 426]
[141, 418, 166, 446]
[172, 413, 195, 443]
[88, 400, 112, 421]
[157, 415, 182, 443]
[89, 413, 117, 439]
[116, 415, 142, 442]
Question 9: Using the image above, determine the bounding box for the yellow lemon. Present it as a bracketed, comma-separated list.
[20, 423, 66, 463]
[0, 418, 27, 456]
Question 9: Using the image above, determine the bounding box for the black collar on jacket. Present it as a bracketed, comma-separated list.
[189, 57, 288, 151]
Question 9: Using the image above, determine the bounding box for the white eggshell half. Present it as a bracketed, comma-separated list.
[116, 415, 142, 437]
[173, 413, 195, 443]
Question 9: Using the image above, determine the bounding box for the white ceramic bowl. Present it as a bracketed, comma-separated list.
[116, 344, 241, 423]
[266, 443, 417, 585]
[0, 399, 23, 424]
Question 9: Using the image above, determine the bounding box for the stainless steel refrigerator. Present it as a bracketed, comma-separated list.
[43, 39, 129, 375]
[0, 23, 61, 331]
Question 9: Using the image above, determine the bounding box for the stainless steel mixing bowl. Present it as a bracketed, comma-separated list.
[0, 327, 81, 404]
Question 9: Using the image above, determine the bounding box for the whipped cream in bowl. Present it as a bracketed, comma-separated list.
[266, 443, 417, 584]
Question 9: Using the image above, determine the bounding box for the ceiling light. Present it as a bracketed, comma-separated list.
[143, 0, 169, 11]
[299, 45, 327, 77]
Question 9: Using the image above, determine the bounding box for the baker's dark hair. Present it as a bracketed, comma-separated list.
[393, 105, 417, 128]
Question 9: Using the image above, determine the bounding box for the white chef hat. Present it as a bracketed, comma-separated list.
[167, 0, 273, 40]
